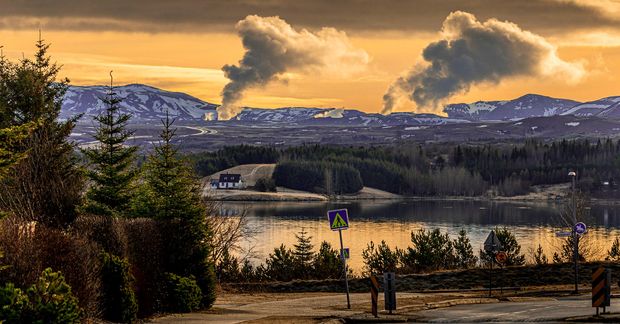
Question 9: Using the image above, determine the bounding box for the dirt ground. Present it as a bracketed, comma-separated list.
[152, 284, 600, 323]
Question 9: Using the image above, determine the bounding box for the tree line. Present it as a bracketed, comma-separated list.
[192, 139, 620, 197]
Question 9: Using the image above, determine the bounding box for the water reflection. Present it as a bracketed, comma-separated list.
[221, 200, 620, 274]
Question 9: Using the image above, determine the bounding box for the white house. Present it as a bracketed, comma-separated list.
[211, 173, 244, 189]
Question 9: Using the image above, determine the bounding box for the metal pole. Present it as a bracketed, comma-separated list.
[339, 229, 351, 309]
[489, 258, 493, 297]
[572, 175, 579, 294]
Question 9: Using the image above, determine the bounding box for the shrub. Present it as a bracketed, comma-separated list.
[0, 283, 28, 322]
[313, 241, 344, 279]
[608, 237, 620, 261]
[72, 215, 128, 258]
[25, 268, 81, 323]
[0, 268, 81, 323]
[158, 219, 216, 309]
[265, 244, 296, 281]
[160, 273, 202, 313]
[124, 218, 162, 317]
[0, 218, 101, 317]
[479, 228, 526, 266]
[100, 252, 138, 323]
[453, 229, 478, 268]
[217, 250, 241, 282]
[361, 241, 400, 276]
[255, 177, 277, 192]
[401, 229, 455, 272]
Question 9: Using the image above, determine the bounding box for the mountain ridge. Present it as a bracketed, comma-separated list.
[63, 84, 620, 126]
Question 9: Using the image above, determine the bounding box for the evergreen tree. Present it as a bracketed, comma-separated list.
[265, 244, 296, 281]
[82, 73, 137, 216]
[313, 241, 344, 279]
[0, 124, 31, 179]
[453, 229, 477, 268]
[0, 38, 83, 227]
[361, 240, 400, 276]
[140, 112, 216, 308]
[479, 228, 526, 266]
[292, 228, 315, 279]
[533, 244, 548, 265]
[608, 237, 620, 261]
[402, 229, 455, 272]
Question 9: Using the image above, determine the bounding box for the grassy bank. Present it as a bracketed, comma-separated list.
[224, 262, 620, 293]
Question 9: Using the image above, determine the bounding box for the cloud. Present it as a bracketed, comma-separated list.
[218, 15, 368, 120]
[0, 0, 618, 34]
[382, 11, 585, 114]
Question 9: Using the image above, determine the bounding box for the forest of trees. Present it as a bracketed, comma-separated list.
[192, 139, 620, 197]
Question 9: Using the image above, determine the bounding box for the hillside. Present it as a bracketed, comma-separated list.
[203, 164, 402, 201]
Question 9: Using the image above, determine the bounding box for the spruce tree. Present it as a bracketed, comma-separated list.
[82, 73, 137, 216]
[141, 111, 216, 308]
[453, 229, 477, 268]
[292, 228, 315, 279]
[0, 38, 83, 227]
[533, 244, 548, 265]
[0, 124, 31, 179]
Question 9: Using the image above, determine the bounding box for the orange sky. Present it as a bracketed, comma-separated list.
[1, 2, 620, 114]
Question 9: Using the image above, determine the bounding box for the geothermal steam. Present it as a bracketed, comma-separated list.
[382, 11, 585, 114]
[219, 15, 369, 120]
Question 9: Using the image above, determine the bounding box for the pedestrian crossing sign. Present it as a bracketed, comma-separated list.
[327, 209, 349, 231]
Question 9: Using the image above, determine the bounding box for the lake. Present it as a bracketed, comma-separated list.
[220, 200, 620, 274]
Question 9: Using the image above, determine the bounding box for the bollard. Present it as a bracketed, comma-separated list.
[383, 272, 396, 314]
[370, 275, 379, 318]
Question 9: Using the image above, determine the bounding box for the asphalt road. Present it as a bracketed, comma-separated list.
[416, 294, 619, 322]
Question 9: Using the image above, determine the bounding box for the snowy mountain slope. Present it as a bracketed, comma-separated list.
[443, 101, 506, 120]
[597, 101, 620, 118]
[485, 94, 580, 120]
[63, 84, 620, 128]
[444, 94, 580, 121]
[562, 96, 620, 117]
[62, 84, 217, 121]
[229, 108, 469, 126]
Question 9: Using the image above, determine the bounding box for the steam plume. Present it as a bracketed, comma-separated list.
[382, 11, 585, 114]
[218, 15, 369, 120]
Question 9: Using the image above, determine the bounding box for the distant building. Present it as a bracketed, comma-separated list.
[211, 173, 244, 189]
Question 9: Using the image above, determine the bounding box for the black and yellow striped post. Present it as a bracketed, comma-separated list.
[370, 275, 379, 318]
[592, 267, 611, 315]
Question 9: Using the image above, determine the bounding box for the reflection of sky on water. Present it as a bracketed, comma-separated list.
[220, 200, 620, 274]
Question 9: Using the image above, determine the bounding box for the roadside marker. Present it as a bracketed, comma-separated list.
[592, 267, 611, 315]
[370, 275, 379, 318]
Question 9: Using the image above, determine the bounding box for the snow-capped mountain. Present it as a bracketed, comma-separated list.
[485, 94, 580, 120]
[62, 84, 468, 126]
[62, 84, 620, 127]
[443, 101, 506, 121]
[229, 108, 469, 126]
[62, 84, 217, 121]
[561, 96, 620, 117]
[444, 94, 580, 121]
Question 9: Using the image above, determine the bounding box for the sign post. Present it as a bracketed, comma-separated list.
[495, 251, 507, 295]
[484, 230, 503, 297]
[574, 222, 587, 294]
[328, 209, 351, 309]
